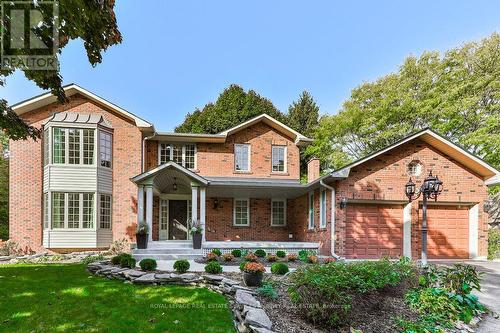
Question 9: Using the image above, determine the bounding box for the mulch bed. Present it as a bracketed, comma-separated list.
[194, 257, 313, 268]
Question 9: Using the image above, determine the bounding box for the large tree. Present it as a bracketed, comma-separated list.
[307, 32, 500, 171]
[287, 91, 319, 138]
[0, 0, 122, 140]
[175, 84, 287, 133]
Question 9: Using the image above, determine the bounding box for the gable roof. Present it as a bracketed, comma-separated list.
[131, 161, 209, 185]
[11, 84, 153, 130]
[317, 128, 499, 184]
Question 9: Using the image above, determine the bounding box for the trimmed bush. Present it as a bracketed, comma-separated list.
[206, 252, 218, 261]
[211, 249, 222, 256]
[139, 258, 157, 271]
[173, 259, 190, 273]
[245, 253, 258, 262]
[222, 253, 234, 262]
[287, 253, 298, 262]
[307, 255, 318, 264]
[231, 249, 242, 257]
[254, 249, 267, 258]
[111, 253, 131, 265]
[120, 255, 136, 269]
[267, 254, 278, 262]
[271, 262, 289, 275]
[205, 261, 223, 274]
[276, 250, 286, 258]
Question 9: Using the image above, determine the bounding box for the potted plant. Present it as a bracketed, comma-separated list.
[136, 223, 149, 249]
[190, 219, 203, 249]
[243, 262, 265, 287]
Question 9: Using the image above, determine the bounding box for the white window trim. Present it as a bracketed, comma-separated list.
[234, 144, 251, 172]
[99, 193, 112, 229]
[49, 192, 97, 230]
[308, 191, 315, 229]
[233, 198, 250, 226]
[271, 199, 287, 226]
[99, 129, 113, 169]
[51, 127, 97, 166]
[271, 145, 287, 173]
[320, 189, 327, 228]
[158, 142, 197, 170]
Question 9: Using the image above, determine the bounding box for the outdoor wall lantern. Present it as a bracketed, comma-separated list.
[405, 171, 443, 265]
[340, 197, 348, 209]
[213, 198, 219, 209]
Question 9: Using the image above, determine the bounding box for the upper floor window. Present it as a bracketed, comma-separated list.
[234, 144, 250, 172]
[51, 127, 95, 165]
[43, 129, 49, 166]
[159, 143, 196, 169]
[272, 145, 286, 172]
[99, 131, 112, 168]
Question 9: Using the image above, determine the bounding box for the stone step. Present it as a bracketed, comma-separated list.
[132, 253, 203, 261]
[134, 248, 202, 255]
[146, 241, 193, 249]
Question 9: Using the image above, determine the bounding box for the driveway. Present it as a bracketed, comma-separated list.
[430, 260, 500, 333]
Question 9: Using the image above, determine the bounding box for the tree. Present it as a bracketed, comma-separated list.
[287, 91, 319, 138]
[307, 32, 500, 171]
[175, 84, 287, 133]
[0, 0, 122, 141]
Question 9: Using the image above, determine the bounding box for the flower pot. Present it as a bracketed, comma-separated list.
[136, 233, 148, 249]
[243, 271, 263, 287]
[192, 233, 202, 249]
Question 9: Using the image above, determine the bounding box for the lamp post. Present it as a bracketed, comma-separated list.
[405, 171, 443, 265]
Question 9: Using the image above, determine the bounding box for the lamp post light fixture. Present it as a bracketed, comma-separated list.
[405, 171, 443, 265]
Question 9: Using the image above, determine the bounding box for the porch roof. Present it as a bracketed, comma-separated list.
[131, 161, 209, 187]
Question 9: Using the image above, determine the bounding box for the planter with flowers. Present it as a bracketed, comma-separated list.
[190, 219, 203, 249]
[136, 223, 149, 249]
[243, 262, 265, 287]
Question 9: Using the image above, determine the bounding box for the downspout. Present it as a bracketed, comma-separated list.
[142, 133, 156, 173]
[320, 180, 340, 259]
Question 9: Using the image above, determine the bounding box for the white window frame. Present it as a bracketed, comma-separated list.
[233, 198, 250, 226]
[271, 145, 287, 173]
[51, 127, 96, 166]
[158, 143, 197, 170]
[308, 192, 315, 229]
[271, 199, 287, 226]
[99, 130, 113, 169]
[234, 144, 251, 172]
[49, 192, 96, 230]
[320, 189, 327, 228]
[99, 194, 112, 229]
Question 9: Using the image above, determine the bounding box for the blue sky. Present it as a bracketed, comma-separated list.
[2, 0, 499, 131]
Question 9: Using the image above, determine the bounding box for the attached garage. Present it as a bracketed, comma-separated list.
[419, 205, 470, 259]
[345, 203, 404, 259]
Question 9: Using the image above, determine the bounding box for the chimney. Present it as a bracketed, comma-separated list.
[307, 158, 320, 183]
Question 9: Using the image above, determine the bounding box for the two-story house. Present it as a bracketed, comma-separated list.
[9, 84, 499, 259]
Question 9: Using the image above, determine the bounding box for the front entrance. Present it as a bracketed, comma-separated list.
[159, 199, 191, 240]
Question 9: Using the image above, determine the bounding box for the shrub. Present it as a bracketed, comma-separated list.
[244, 262, 265, 274]
[307, 255, 318, 264]
[257, 282, 278, 299]
[287, 253, 298, 262]
[0, 240, 21, 256]
[239, 260, 249, 271]
[271, 262, 289, 275]
[206, 252, 218, 262]
[276, 250, 286, 258]
[82, 254, 104, 265]
[120, 255, 136, 269]
[111, 253, 131, 265]
[245, 253, 258, 262]
[108, 238, 128, 255]
[231, 249, 242, 257]
[211, 249, 222, 256]
[205, 261, 223, 274]
[222, 253, 234, 262]
[173, 259, 190, 273]
[324, 257, 336, 264]
[420, 263, 482, 296]
[267, 254, 278, 262]
[288, 258, 416, 327]
[299, 249, 316, 262]
[254, 249, 267, 257]
[488, 229, 500, 260]
[139, 258, 157, 271]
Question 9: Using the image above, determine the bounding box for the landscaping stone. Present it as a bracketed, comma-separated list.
[154, 273, 174, 281]
[233, 285, 256, 294]
[222, 278, 240, 286]
[249, 326, 276, 333]
[203, 274, 224, 283]
[123, 269, 147, 279]
[244, 308, 272, 330]
[236, 290, 261, 308]
[132, 273, 157, 285]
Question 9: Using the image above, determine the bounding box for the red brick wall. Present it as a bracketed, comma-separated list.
[9, 94, 143, 251]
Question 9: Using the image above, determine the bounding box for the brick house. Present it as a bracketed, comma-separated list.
[9, 84, 499, 259]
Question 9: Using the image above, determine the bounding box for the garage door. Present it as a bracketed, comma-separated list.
[421, 206, 469, 259]
[345, 204, 404, 259]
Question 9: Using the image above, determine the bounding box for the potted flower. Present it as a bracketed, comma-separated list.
[136, 223, 149, 249]
[190, 219, 203, 249]
[243, 262, 265, 287]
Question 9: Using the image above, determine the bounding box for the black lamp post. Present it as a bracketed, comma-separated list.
[405, 171, 443, 265]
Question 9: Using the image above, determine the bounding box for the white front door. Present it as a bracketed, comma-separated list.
[159, 199, 192, 240]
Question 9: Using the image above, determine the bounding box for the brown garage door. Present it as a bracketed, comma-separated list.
[420, 206, 469, 259]
[345, 204, 404, 259]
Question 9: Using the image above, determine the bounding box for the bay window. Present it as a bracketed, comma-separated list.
[99, 131, 112, 168]
[100, 194, 112, 229]
[159, 143, 196, 169]
[47, 192, 98, 229]
[51, 127, 97, 165]
[52, 192, 65, 228]
[52, 128, 66, 164]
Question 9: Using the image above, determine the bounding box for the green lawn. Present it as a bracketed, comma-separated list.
[0, 264, 235, 333]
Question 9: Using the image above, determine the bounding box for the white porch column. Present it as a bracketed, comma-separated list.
[145, 185, 153, 243]
[403, 203, 412, 258]
[137, 185, 144, 225]
[191, 185, 198, 223]
[469, 204, 479, 259]
[200, 187, 206, 244]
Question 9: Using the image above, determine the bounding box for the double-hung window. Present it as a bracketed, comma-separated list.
[99, 194, 112, 229]
[159, 143, 196, 169]
[272, 145, 286, 172]
[320, 189, 327, 228]
[51, 127, 97, 165]
[234, 199, 250, 226]
[49, 192, 96, 229]
[100, 131, 112, 168]
[271, 199, 286, 226]
[234, 144, 250, 172]
[308, 192, 315, 229]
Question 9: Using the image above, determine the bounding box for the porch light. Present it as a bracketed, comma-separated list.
[340, 197, 348, 209]
[213, 198, 219, 209]
[405, 178, 416, 198]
